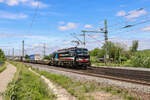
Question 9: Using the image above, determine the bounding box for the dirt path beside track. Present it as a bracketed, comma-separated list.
[0, 63, 16, 100]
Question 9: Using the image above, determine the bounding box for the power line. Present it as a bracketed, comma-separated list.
[70, 33, 83, 45]
[108, 15, 150, 35]
[98, 8, 150, 33]
[87, 35, 104, 43]
[27, 0, 40, 35]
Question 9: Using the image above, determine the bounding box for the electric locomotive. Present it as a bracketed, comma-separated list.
[50, 47, 90, 68]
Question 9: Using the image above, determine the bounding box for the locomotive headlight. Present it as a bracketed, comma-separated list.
[86, 59, 89, 61]
[77, 58, 82, 61]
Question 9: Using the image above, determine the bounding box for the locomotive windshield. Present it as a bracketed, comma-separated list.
[76, 48, 89, 55]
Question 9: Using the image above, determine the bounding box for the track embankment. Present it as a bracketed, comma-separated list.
[25, 63, 150, 96]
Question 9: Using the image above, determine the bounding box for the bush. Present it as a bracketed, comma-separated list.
[130, 51, 150, 68]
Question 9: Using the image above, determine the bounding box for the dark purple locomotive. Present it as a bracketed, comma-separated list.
[50, 47, 91, 69]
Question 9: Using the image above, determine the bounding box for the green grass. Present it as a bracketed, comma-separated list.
[0, 63, 6, 73]
[4, 62, 56, 100]
[33, 68, 97, 100]
[101, 87, 137, 100]
[32, 67, 138, 100]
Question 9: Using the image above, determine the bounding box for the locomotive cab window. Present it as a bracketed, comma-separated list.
[76, 48, 89, 55]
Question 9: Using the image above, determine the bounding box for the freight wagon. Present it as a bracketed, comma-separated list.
[29, 54, 41, 61]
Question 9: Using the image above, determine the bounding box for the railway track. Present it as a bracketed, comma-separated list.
[25, 63, 150, 86]
[87, 67, 150, 86]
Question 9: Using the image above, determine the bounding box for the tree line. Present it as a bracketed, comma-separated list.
[90, 40, 150, 68]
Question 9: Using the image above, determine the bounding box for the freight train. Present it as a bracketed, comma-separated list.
[22, 47, 91, 69]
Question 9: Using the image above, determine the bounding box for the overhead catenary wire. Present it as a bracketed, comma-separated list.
[98, 8, 150, 33]
[87, 34, 104, 43]
[27, 0, 40, 35]
[22, 0, 40, 56]
[108, 15, 150, 35]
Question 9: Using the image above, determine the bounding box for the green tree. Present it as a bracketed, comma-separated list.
[102, 41, 124, 62]
[130, 40, 139, 53]
[90, 41, 129, 63]
[25, 55, 30, 60]
[43, 54, 52, 60]
[0, 49, 6, 63]
[89, 48, 101, 57]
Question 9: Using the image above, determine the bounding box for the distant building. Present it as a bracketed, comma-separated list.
[29, 54, 41, 61]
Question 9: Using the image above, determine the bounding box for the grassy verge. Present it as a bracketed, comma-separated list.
[91, 61, 133, 67]
[4, 62, 56, 100]
[0, 63, 7, 73]
[32, 67, 137, 100]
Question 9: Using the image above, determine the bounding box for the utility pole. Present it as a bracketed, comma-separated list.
[22, 40, 24, 60]
[104, 19, 108, 65]
[12, 48, 14, 58]
[9, 49, 11, 57]
[82, 31, 86, 47]
[81, 19, 109, 65]
[43, 43, 46, 57]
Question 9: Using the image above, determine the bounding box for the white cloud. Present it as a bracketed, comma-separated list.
[0, 33, 23, 38]
[116, 10, 126, 16]
[24, 35, 51, 41]
[58, 22, 79, 31]
[140, 26, 150, 31]
[6, 0, 19, 6]
[20, 0, 29, 3]
[63, 41, 71, 45]
[89, 34, 99, 38]
[30, 1, 48, 8]
[0, 0, 48, 8]
[31, 43, 44, 48]
[126, 9, 147, 19]
[0, 0, 3, 3]
[0, 11, 28, 19]
[0, 33, 59, 43]
[84, 24, 93, 28]
[117, 9, 148, 20]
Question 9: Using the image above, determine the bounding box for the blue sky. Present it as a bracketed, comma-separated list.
[0, 0, 150, 56]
